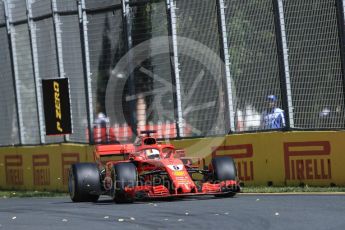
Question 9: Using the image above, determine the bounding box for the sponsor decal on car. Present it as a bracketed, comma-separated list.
[167, 164, 184, 171]
[173, 171, 186, 176]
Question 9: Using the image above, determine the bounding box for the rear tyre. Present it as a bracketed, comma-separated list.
[111, 162, 137, 203]
[211, 156, 237, 198]
[68, 163, 101, 202]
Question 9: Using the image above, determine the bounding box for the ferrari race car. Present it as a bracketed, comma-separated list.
[68, 131, 240, 203]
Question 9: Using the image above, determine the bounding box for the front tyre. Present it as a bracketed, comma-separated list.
[212, 156, 237, 181]
[68, 163, 101, 202]
[211, 156, 238, 198]
[111, 162, 137, 203]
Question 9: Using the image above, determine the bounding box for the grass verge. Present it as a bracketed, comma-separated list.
[241, 186, 345, 193]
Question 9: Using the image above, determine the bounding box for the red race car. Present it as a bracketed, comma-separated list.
[68, 131, 240, 203]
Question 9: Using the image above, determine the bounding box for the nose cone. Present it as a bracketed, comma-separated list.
[182, 184, 192, 193]
[176, 183, 196, 194]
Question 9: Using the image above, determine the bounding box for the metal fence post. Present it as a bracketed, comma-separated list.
[51, 1, 64, 79]
[51, 0, 63, 80]
[216, 0, 235, 133]
[121, 0, 137, 138]
[78, 0, 94, 144]
[3, 0, 22, 144]
[26, 0, 45, 143]
[167, 0, 184, 137]
[52, 0, 69, 142]
[272, 0, 294, 130]
[335, 0, 345, 125]
[166, 0, 181, 138]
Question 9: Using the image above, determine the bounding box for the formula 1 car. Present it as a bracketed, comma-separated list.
[68, 131, 240, 203]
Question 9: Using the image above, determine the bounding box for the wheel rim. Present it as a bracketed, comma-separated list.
[68, 170, 75, 199]
[111, 169, 116, 200]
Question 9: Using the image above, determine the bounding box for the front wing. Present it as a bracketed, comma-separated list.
[124, 180, 240, 199]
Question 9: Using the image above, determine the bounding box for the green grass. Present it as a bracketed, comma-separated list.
[241, 186, 345, 193]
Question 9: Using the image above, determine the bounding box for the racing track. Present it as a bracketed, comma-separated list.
[0, 194, 344, 230]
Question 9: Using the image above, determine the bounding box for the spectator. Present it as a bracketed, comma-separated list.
[261, 95, 285, 129]
[94, 112, 109, 128]
[93, 112, 110, 143]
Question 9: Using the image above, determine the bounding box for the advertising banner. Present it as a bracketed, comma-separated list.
[42, 78, 72, 135]
[0, 132, 345, 191]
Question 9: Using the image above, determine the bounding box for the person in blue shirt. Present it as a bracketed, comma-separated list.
[261, 95, 285, 129]
[94, 112, 109, 128]
[93, 112, 110, 143]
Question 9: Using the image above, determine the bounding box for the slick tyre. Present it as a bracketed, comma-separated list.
[211, 156, 237, 181]
[111, 162, 137, 203]
[68, 163, 101, 202]
[211, 156, 237, 198]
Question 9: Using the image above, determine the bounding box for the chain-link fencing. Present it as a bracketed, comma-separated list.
[1, 0, 345, 146]
[283, 0, 345, 129]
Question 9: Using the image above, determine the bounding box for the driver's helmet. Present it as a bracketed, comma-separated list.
[145, 149, 160, 159]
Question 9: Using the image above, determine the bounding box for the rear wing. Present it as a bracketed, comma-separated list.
[94, 144, 135, 159]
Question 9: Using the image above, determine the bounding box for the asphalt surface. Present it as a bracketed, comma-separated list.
[0, 194, 344, 230]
